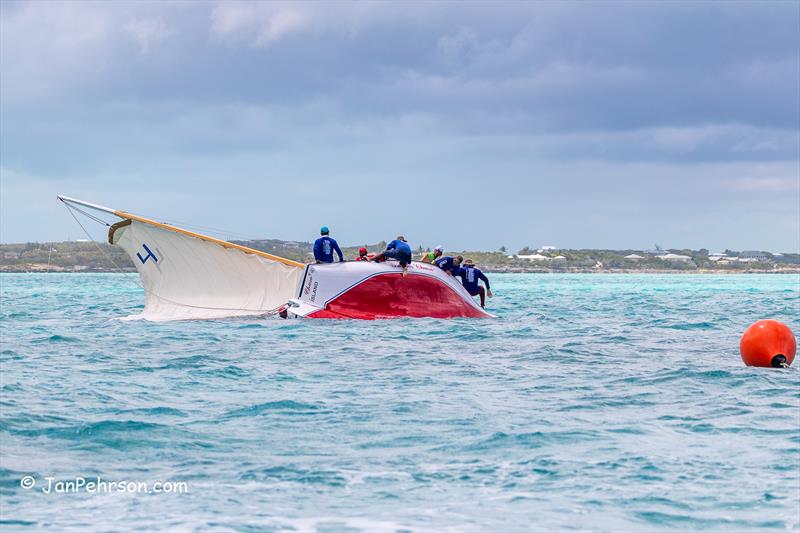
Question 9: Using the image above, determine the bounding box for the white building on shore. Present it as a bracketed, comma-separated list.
[658, 253, 692, 262]
[739, 250, 771, 262]
[516, 254, 552, 262]
[708, 252, 730, 262]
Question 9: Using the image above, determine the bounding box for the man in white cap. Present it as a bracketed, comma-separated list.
[420, 245, 444, 264]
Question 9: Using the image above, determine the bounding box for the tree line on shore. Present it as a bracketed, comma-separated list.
[1, 240, 797, 273]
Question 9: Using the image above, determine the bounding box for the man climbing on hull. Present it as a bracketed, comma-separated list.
[454, 259, 493, 308]
[371, 235, 412, 276]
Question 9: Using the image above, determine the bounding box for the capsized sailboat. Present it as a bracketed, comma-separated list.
[58, 196, 493, 321]
[283, 260, 491, 319]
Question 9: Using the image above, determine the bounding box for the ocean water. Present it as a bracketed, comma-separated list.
[1, 273, 798, 532]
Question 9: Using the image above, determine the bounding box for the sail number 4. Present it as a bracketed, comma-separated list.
[137, 243, 158, 264]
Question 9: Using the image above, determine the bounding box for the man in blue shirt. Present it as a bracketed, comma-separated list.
[313, 226, 344, 264]
[454, 259, 493, 308]
[434, 255, 463, 276]
[372, 235, 412, 276]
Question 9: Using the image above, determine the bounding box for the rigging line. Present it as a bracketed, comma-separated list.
[142, 220, 266, 242]
[63, 202, 142, 288]
[59, 199, 280, 243]
[146, 291, 284, 315]
[62, 201, 114, 226]
[113, 210, 276, 243]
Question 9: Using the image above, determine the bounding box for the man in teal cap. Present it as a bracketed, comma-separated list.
[313, 226, 344, 263]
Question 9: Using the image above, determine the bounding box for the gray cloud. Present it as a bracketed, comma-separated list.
[1, 1, 798, 251]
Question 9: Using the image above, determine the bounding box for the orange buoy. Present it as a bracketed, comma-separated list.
[740, 320, 796, 368]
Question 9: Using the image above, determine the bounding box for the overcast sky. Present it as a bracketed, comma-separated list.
[1, 1, 798, 252]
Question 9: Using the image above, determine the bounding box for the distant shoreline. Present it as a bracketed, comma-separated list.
[481, 266, 800, 274]
[2, 240, 797, 275]
[2, 266, 798, 275]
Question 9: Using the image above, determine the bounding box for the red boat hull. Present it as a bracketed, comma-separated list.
[307, 272, 488, 319]
[287, 261, 493, 319]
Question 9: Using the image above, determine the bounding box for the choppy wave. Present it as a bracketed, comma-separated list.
[0, 273, 798, 531]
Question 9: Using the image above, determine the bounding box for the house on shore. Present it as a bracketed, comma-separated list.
[708, 252, 731, 262]
[658, 253, 692, 262]
[739, 250, 771, 262]
[516, 254, 551, 262]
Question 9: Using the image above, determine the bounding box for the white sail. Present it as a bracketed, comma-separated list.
[59, 196, 304, 321]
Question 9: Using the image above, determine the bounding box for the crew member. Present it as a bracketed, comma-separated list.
[372, 235, 413, 275]
[313, 226, 343, 264]
[455, 259, 492, 308]
[355, 247, 370, 261]
[420, 245, 443, 263]
[434, 255, 463, 275]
